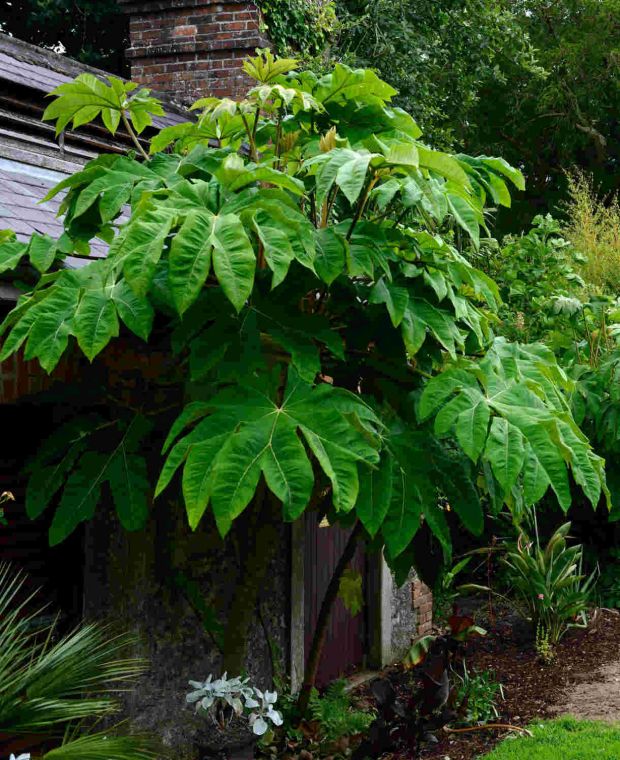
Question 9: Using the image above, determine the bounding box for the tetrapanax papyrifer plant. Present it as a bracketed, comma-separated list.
[0, 51, 609, 705]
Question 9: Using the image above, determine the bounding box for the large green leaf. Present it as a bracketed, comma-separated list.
[73, 289, 120, 361]
[107, 451, 150, 532]
[161, 368, 381, 535]
[118, 208, 175, 297]
[356, 454, 393, 537]
[455, 391, 490, 463]
[210, 213, 256, 312]
[168, 209, 216, 314]
[112, 280, 154, 342]
[382, 465, 423, 558]
[49, 452, 106, 546]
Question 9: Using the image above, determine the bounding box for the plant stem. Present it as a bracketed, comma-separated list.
[122, 111, 150, 161]
[221, 485, 281, 675]
[296, 520, 363, 717]
[241, 112, 258, 162]
[346, 174, 379, 241]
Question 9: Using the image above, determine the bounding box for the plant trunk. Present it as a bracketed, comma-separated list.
[296, 520, 363, 717]
[222, 485, 281, 675]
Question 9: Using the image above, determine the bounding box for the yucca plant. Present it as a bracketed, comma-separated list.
[503, 522, 596, 644]
[0, 564, 156, 759]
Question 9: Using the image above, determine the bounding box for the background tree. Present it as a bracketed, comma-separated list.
[468, 0, 620, 231]
[333, 0, 539, 150]
[0, 0, 127, 73]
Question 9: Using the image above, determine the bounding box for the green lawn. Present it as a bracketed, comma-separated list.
[481, 718, 620, 759]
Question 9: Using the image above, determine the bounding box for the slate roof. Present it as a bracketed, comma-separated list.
[0, 159, 107, 260]
[0, 33, 187, 130]
[0, 34, 190, 283]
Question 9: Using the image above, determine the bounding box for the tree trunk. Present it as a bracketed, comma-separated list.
[296, 520, 363, 717]
[222, 485, 281, 675]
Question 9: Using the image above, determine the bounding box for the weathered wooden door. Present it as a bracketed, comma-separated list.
[304, 512, 366, 687]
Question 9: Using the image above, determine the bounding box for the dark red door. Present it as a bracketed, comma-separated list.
[304, 512, 366, 687]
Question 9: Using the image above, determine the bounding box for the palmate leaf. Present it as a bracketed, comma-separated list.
[42, 73, 164, 136]
[158, 367, 381, 535]
[419, 339, 609, 513]
[24, 415, 152, 545]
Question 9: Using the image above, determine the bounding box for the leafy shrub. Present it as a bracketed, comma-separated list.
[564, 172, 620, 295]
[0, 49, 609, 683]
[482, 214, 585, 343]
[503, 522, 596, 644]
[453, 663, 503, 726]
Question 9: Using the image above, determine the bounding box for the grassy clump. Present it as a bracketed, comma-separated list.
[564, 172, 620, 295]
[482, 718, 620, 759]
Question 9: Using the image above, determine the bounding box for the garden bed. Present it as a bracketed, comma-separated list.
[358, 607, 620, 760]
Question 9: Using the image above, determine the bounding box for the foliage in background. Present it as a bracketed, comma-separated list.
[502, 522, 595, 645]
[0, 564, 155, 759]
[333, 0, 539, 150]
[0, 0, 127, 73]
[481, 214, 585, 343]
[469, 0, 620, 231]
[564, 173, 620, 296]
[258, 0, 336, 61]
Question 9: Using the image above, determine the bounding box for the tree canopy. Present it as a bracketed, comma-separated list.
[0, 0, 126, 73]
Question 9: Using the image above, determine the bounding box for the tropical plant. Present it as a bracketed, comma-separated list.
[186, 674, 283, 736]
[0, 50, 608, 714]
[0, 564, 155, 759]
[403, 611, 486, 672]
[502, 522, 596, 645]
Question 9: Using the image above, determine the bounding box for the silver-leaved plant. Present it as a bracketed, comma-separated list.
[186, 673, 283, 736]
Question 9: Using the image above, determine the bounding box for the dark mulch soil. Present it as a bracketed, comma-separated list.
[365, 606, 620, 760]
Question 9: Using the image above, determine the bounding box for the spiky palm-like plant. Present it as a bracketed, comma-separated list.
[0, 564, 156, 759]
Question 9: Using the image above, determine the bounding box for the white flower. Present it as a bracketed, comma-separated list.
[10, 754, 31, 760]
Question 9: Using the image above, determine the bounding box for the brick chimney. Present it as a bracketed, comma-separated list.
[118, 1, 270, 105]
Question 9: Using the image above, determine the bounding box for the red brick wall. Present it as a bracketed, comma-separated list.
[0, 351, 77, 404]
[412, 578, 433, 636]
[119, 0, 270, 103]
